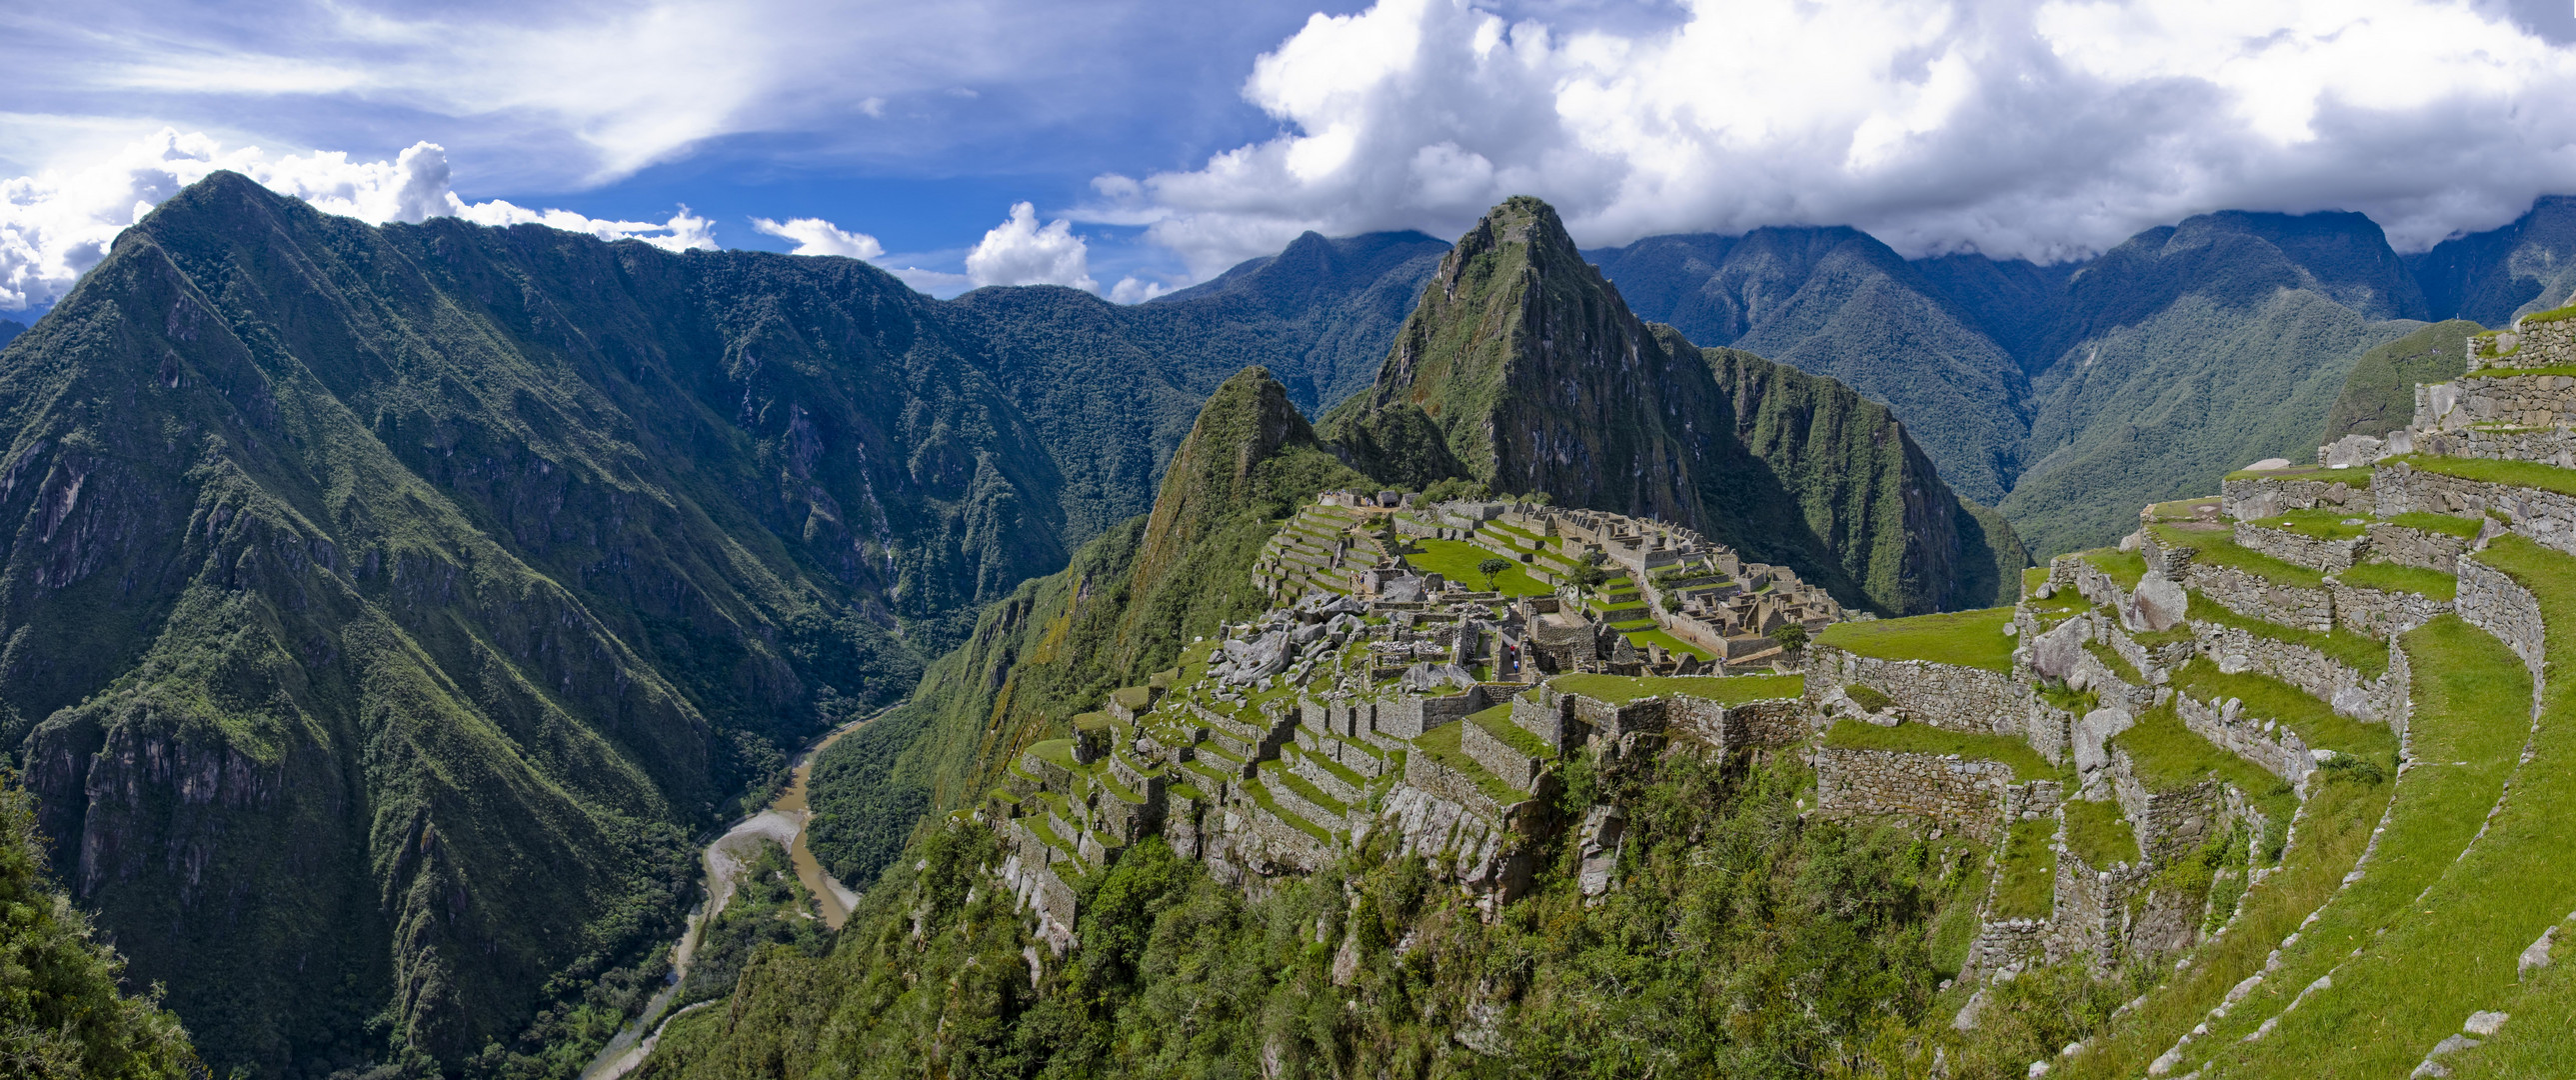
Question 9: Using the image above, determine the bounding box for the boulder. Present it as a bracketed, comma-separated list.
[1218, 630, 1294, 684]
[1379, 573, 1427, 602]
[2073, 708, 2135, 777]
[1399, 662, 1476, 692]
[1576, 805, 1626, 899]
[2121, 571, 2188, 633]
[2330, 685, 2376, 721]
[2320, 434, 2385, 469]
[2029, 618, 2092, 681]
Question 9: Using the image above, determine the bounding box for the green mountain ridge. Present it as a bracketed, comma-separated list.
[0, 172, 1440, 1079]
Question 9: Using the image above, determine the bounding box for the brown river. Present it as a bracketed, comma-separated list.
[579, 712, 879, 1080]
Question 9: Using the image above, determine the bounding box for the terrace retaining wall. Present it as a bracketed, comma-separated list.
[1807, 646, 2027, 736]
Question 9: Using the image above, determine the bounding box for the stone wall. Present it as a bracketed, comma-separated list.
[1962, 917, 2050, 981]
[2415, 370, 2576, 430]
[2191, 621, 2403, 725]
[2182, 563, 2336, 633]
[1806, 646, 2028, 736]
[2458, 553, 2547, 696]
[1810, 746, 2015, 843]
[1512, 692, 1576, 750]
[1567, 693, 1665, 743]
[2411, 424, 2576, 468]
[1462, 718, 1546, 793]
[1000, 852, 1083, 954]
[1402, 746, 1531, 821]
[2376, 461, 2576, 560]
[2221, 475, 2375, 521]
[2233, 521, 2366, 573]
[2468, 317, 2576, 371]
[2176, 692, 2314, 785]
[2367, 520, 2472, 573]
[1661, 696, 1808, 750]
[2328, 583, 2452, 641]
[1375, 688, 1489, 738]
[2108, 748, 2230, 865]
[2048, 848, 2149, 967]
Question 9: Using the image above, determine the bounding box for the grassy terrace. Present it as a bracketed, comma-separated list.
[2061, 798, 2139, 867]
[2083, 639, 2142, 684]
[1465, 703, 1552, 758]
[1813, 606, 2016, 673]
[2145, 495, 2222, 522]
[2208, 559, 2570, 1078]
[1549, 672, 1803, 706]
[1244, 773, 1334, 843]
[2222, 464, 2374, 487]
[1818, 720, 2055, 782]
[2186, 593, 2390, 677]
[2084, 548, 2149, 589]
[2248, 507, 2370, 540]
[1410, 722, 1528, 807]
[1621, 626, 1714, 662]
[1990, 817, 2057, 920]
[2109, 702, 2298, 823]
[2391, 452, 2576, 498]
[1406, 538, 1553, 596]
[2022, 565, 2051, 597]
[2336, 560, 2458, 600]
[2386, 510, 2486, 540]
[2167, 662, 2397, 761]
[2152, 523, 2327, 589]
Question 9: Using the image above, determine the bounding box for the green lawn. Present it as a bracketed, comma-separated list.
[2023, 565, 2051, 597]
[1549, 672, 1802, 706]
[1814, 607, 2017, 673]
[2061, 798, 2139, 868]
[2249, 508, 2371, 541]
[2084, 548, 2149, 589]
[2109, 702, 2298, 823]
[2222, 465, 2375, 487]
[1622, 626, 1714, 663]
[1405, 538, 1552, 596]
[1409, 722, 1529, 807]
[2385, 510, 2485, 540]
[1819, 720, 2055, 782]
[2152, 524, 2328, 589]
[2207, 567, 2563, 1076]
[2391, 453, 2576, 498]
[1990, 817, 2058, 920]
[2187, 593, 2390, 677]
[2336, 560, 2457, 600]
[2166, 661, 2396, 761]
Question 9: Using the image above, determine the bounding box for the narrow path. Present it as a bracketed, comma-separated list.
[578, 709, 887, 1080]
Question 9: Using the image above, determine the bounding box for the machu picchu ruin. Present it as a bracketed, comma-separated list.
[966, 295, 2576, 1078]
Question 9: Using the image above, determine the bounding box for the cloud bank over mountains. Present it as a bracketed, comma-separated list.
[14, 0, 2576, 306]
[1097, 0, 2576, 276]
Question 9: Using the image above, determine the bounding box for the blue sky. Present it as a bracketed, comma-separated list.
[12, 0, 2576, 316]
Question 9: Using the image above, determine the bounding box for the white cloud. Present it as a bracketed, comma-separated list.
[752, 216, 887, 259]
[1109, 276, 1170, 303]
[0, 129, 716, 312]
[1096, 0, 2576, 274]
[965, 202, 1098, 291]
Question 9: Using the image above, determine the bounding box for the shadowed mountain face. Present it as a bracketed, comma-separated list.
[1595, 210, 2437, 558]
[0, 173, 1441, 1078]
[1325, 197, 2021, 617]
[2410, 195, 2576, 328]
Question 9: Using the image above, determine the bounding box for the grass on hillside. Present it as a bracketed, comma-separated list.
[2391, 453, 2576, 498]
[2336, 560, 2458, 600]
[2166, 661, 2394, 761]
[1814, 607, 2017, 673]
[2109, 702, 2298, 823]
[1819, 720, 2055, 782]
[1990, 817, 2058, 920]
[2022, 565, 2051, 598]
[2203, 558, 2567, 1077]
[1404, 538, 1552, 596]
[2144, 496, 2221, 522]
[2248, 508, 2371, 541]
[1548, 672, 1802, 706]
[2386, 511, 2485, 540]
[2061, 798, 2139, 868]
[2085, 548, 2149, 589]
[2151, 524, 2327, 589]
[2186, 593, 2389, 677]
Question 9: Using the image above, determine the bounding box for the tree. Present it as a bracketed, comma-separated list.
[1475, 557, 1511, 591]
[1770, 623, 1810, 651]
[1661, 592, 1682, 613]
[1569, 552, 1609, 590]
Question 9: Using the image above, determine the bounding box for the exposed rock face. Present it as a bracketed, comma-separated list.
[2123, 571, 2190, 632]
[2029, 618, 2092, 680]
